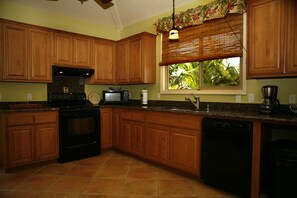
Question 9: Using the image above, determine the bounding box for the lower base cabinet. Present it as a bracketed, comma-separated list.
[171, 129, 200, 175]
[1, 111, 59, 169]
[146, 124, 170, 165]
[108, 108, 202, 176]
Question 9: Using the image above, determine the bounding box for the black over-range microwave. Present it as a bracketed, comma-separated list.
[102, 90, 129, 104]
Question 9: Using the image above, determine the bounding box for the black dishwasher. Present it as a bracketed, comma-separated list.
[201, 118, 253, 197]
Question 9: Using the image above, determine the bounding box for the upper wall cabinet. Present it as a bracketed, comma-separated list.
[0, 20, 52, 82]
[54, 32, 92, 67]
[247, 0, 297, 78]
[116, 32, 156, 84]
[28, 27, 53, 82]
[91, 39, 116, 84]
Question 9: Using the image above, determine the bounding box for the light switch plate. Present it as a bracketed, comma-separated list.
[27, 93, 32, 101]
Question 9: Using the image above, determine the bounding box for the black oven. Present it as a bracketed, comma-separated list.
[49, 93, 101, 163]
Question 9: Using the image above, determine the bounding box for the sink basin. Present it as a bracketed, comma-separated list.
[150, 106, 205, 113]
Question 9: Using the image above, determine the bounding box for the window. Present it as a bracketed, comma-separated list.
[168, 57, 241, 90]
[160, 14, 246, 95]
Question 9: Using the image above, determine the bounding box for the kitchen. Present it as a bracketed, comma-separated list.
[1, 0, 297, 197]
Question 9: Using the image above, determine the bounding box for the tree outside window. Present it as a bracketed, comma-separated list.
[168, 57, 240, 90]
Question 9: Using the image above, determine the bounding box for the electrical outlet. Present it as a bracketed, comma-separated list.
[248, 93, 254, 103]
[157, 93, 161, 100]
[236, 95, 241, 103]
[27, 93, 32, 101]
[289, 94, 296, 104]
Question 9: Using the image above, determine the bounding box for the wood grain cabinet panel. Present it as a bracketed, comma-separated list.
[1, 22, 28, 81]
[100, 108, 113, 149]
[54, 33, 91, 67]
[285, 0, 297, 74]
[112, 109, 121, 148]
[115, 32, 156, 84]
[1, 20, 52, 82]
[146, 124, 170, 165]
[91, 39, 116, 84]
[7, 125, 35, 167]
[247, 0, 297, 77]
[28, 27, 52, 82]
[35, 123, 58, 161]
[116, 40, 129, 83]
[171, 130, 200, 176]
[1, 111, 59, 169]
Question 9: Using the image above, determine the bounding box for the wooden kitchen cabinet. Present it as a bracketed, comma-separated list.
[146, 111, 201, 175]
[146, 124, 170, 165]
[120, 109, 145, 156]
[247, 0, 297, 78]
[1, 21, 28, 81]
[115, 40, 129, 84]
[0, 111, 59, 169]
[115, 32, 156, 84]
[112, 109, 121, 148]
[28, 27, 53, 82]
[100, 108, 113, 149]
[1, 20, 52, 82]
[7, 125, 35, 166]
[91, 39, 116, 84]
[171, 129, 200, 176]
[54, 32, 91, 67]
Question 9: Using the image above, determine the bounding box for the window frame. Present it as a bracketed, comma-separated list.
[160, 13, 247, 95]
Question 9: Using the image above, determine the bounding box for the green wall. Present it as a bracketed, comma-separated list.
[1, 0, 297, 104]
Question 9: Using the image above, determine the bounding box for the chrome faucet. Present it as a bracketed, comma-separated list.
[185, 94, 200, 110]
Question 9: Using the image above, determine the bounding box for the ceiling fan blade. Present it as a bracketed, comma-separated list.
[94, 0, 114, 10]
[100, 0, 112, 3]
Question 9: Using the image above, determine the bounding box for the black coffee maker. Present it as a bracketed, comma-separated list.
[260, 85, 280, 114]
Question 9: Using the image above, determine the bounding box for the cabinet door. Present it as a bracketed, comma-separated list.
[100, 108, 113, 149]
[116, 40, 129, 83]
[54, 33, 73, 65]
[247, 0, 284, 77]
[92, 39, 115, 83]
[130, 122, 145, 156]
[73, 36, 91, 67]
[146, 124, 170, 165]
[28, 28, 52, 82]
[129, 37, 143, 83]
[171, 129, 200, 176]
[112, 109, 121, 148]
[7, 125, 34, 167]
[35, 123, 58, 161]
[285, 0, 297, 74]
[2, 23, 28, 80]
[120, 120, 131, 151]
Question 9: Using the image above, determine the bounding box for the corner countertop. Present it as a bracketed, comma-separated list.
[99, 103, 297, 125]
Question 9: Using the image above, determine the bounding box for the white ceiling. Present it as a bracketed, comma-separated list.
[7, 0, 197, 29]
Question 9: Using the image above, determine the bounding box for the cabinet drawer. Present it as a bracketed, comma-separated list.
[147, 111, 201, 130]
[35, 112, 58, 124]
[121, 109, 145, 122]
[7, 113, 34, 126]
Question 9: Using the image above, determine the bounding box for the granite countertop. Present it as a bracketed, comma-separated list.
[100, 101, 297, 125]
[0, 102, 58, 113]
[1, 100, 297, 125]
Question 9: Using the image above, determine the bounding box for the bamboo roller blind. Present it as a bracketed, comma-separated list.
[160, 14, 243, 66]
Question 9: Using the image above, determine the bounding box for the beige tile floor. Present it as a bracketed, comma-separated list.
[0, 150, 240, 198]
